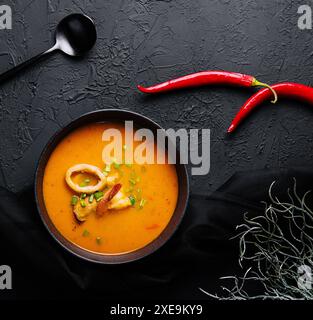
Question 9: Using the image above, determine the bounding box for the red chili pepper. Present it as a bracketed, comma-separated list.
[228, 82, 313, 133]
[138, 71, 277, 102]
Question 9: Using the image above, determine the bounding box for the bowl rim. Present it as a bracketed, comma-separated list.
[35, 109, 189, 264]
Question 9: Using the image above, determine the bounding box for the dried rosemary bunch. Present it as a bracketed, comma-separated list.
[200, 179, 313, 300]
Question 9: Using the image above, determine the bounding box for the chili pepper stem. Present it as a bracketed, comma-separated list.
[252, 79, 278, 104]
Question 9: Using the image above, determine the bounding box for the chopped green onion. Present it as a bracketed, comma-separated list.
[94, 191, 104, 201]
[80, 193, 87, 199]
[82, 229, 90, 237]
[103, 171, 108, 176]
[129, 195, 136, 206]
[104, 164, 111, 172]
[80, 199, 87, 208]
[79, 179, 90, 187]
[139, 199, 147, 209]
[88, 194, 94, 203]
[96, 237, 102, 245]
[113, 162, 121, 169]
[71, 195, 79, 206]
[129, 178, 137, 185]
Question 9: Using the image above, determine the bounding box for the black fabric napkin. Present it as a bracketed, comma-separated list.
[0, 167, 312, 300]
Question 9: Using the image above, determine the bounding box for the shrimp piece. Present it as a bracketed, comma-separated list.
[107, 191, 132, 210]
[96, 184, 122, 216]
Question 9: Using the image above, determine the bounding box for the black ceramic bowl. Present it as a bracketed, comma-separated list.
[35, 109, 189, 264]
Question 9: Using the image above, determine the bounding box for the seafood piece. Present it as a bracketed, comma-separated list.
[65, 164, 106, 194]
[96, 184, 122, 216]
[108, 191, 132, 210]
[73, 199, 97, 222]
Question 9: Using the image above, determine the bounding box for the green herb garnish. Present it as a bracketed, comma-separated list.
[88, 194, 94, 203]
[79, 179, 90, 187]
[113, 162, 121, 169]
[80, 199, 87, 208]
[129, 178, 137, 185]
[104, 164, 111, 172]
[71, 195, 79, 206]
[94, 191, 104, 201]
[80, 193, 87, 199]
[129, 195, 136, 206]
[139, 199, 147, 209]
[82, 229, 90, 237]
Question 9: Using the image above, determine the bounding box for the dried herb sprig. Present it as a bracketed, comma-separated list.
[200, 179, 313, 300]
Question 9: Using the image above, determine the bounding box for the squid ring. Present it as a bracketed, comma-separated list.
[65, 164, 106, 194]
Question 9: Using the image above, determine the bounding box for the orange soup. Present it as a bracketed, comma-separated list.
[43, 123, 178, 254]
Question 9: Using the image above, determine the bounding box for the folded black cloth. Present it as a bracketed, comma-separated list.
[0, 167, 312, 300]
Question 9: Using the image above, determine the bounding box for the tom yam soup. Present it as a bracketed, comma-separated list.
[43, 122, 178, 254]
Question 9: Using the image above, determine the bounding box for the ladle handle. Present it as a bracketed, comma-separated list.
[0, 44, 58, 84]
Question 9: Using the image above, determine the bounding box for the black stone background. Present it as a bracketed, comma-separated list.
[1, 0, 313, 302]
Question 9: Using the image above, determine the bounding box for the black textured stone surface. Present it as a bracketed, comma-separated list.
[0, 0, 313, 194]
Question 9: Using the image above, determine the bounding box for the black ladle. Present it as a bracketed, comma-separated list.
[0, 13, 97, 83]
